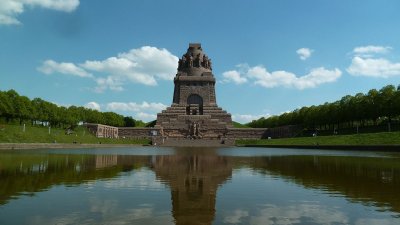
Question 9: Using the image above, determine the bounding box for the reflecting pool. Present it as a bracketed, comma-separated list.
[0, 147, 399, 225]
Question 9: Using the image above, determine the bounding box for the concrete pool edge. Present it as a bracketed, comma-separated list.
[0, 143, 147, 150]
[239, 144, 400, 151]
[2, 142, 400, 151]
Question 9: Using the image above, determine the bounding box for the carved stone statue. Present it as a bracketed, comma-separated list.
[195, 54, 201, 67]
[195, 122, 201, 137]
[193, 122, 197, 136]
[178, 59, 182, 70]
[189, 122, 201, 138]
[189, 54, 193, 68]
[189, 122, 194, 137]
[203, 55, 209, 68]
[182, 55, 187, 67]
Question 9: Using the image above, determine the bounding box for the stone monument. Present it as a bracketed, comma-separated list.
[88, 43, 270, 146]
[155, 43, 233, 141]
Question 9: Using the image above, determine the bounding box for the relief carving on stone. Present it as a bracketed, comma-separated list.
[178, 52, 212, 70]
[189, 121, 202, 138]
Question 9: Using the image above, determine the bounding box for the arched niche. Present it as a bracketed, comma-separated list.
[186, 94, 203, 115]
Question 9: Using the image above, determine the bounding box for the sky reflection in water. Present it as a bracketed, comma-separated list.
[0, 147, 399, 225]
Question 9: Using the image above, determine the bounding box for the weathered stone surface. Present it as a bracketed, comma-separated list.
[85, 123, 118, 138]
[118, 127, 159, 139]
[226, 128, 269, 139]
[155, 43, 233, 142]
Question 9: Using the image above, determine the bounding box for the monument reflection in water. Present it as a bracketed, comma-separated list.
[153, 151, 232, 225]
[0, 148, 399, 225]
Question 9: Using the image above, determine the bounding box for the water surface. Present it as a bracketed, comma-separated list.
[0, 147, 399, 225]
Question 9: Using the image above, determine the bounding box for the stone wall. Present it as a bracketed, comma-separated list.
[85, 124, 159, 140]
[265, 125, 302, 138]
[118, 127, 159, 139]
[84, 123, 299, 143]
[225, 126, 301, 140]
[226, 128, 268, 139]
[85, 123, 118, 138]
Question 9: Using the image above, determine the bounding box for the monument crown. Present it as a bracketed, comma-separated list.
[178, 43, 212, 75]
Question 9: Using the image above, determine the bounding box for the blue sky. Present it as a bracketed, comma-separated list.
[1, 0, 400, 123]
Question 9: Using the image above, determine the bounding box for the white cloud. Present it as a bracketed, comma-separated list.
[232, 114, 269, 123]
[105, 101, 167, 122]
[224, 209, 249, 224]
[353, 45, 392, 57]
[85, 101, 101, 111]
[347, 56, 400, 78]
[38, 46, 179, 92]
[347, 45, 400, 78]
[78, 101, 167, 122]
[0, 0, 79, 25]
[222, 70, 248, 84]
[136, 112, 157, 121]
[248, 66, 341, 89]
[94, 77, 124, 93]
[103, 168, 164, 190]
[224, 65, 341, 90]
[106, 101, 167, 113]
[82, 57, 158, 87]
[355, 218, 400, 225]
[250, 204, 349, 225]
[37, 60, 92, 78]
[81, 101, 166, 122]
[81, 46, 178, 87]
[296, 48, 313, 60]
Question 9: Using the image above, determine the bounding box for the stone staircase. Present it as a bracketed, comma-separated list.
[155, 104, 233, 140]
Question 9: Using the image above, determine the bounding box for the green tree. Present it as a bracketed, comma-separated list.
[0, 91, 14, 122]
[15, 95, 32, 124]
[379, 85, 396, 123]
[124, 116, 136, 127]
[365, 89, 379, 125]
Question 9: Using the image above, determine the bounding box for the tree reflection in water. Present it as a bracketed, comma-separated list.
[0, 148, 399, 225]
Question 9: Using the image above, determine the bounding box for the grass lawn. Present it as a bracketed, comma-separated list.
[232, 121, 249, 128]
[0, 124, 150, 145]
[236, 131, 400, 146]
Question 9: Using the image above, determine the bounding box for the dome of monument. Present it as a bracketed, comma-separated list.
[177, 43, 212, 76]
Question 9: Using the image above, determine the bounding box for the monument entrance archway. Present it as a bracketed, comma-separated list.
[187, 94, 203, 115]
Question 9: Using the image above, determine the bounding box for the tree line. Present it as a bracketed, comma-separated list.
[0, 89, 145, 128]
[247, 84, 400, 131]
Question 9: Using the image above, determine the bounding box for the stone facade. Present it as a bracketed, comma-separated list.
[85, 123, 118, 138]
[155, 43, 234, 141]
[118, 127, 157, 139]
[226, 128, 269, 139]
[85, 123, 299, 144]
